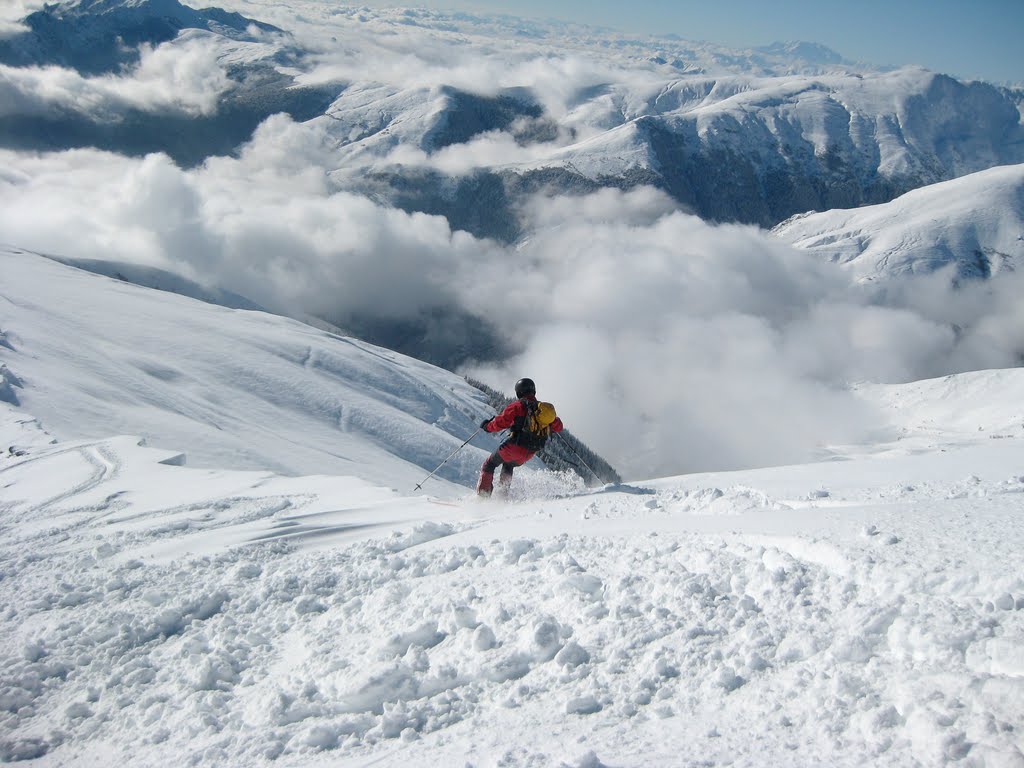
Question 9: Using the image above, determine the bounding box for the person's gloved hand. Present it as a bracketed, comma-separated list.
[480, 419, 491, 430]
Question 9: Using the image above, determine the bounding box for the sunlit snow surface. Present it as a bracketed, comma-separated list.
[0, 248, 503, 489]
[774, 164, 1024, 281]
[1, 250, 1023, 767]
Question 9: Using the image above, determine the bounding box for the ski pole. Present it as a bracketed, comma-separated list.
[553, 431, 602, 484]
[413, 428, 482, 491]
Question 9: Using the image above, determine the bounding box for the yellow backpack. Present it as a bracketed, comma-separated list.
[533, 402, 557, 429]
[516, 400, 557, 450]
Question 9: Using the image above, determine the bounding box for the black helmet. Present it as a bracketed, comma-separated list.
[514, 378, 536, 398]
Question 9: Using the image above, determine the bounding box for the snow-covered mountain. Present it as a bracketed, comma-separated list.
[1, 243, 1022, 766]
[0, 0, 282, 73]
[331, 67, 1024, 238]
[1, 0, 1022, 461]
[1, 0, 1022, 229]
[0, 0, 336, 165]
[773, 163, 1024, 282]
[1, 4, 1022, 765]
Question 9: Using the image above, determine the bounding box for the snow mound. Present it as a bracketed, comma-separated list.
[857, 368, 1024, 442]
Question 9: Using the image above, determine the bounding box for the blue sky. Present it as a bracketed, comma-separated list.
[416, 0, 1024, 83]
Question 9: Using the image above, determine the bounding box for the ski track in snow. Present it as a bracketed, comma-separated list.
[1, 419, 1022, 767]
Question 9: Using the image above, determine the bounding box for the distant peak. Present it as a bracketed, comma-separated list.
[756, 40, 846, 64]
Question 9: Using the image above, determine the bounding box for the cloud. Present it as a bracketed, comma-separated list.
[0, 32, 232, 119]
[0, 120, 491, 322]
[283, 9, 661, 126]
[460, 207, 871, 476]
[382, 128, 564, 175]
[193, 115, 493, 319]
[0, 1, 44, 39]
[4, 130, 1020, 480]
[461, 194, 1024, 476]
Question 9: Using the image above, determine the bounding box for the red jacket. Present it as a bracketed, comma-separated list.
[483, 396, 564, 435]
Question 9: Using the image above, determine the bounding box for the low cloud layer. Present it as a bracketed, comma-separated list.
[0, 1, 43, 38]
[464, 198, 1024, 476]
[0, 32, 233, 119]
[2, 118, 1021, 478]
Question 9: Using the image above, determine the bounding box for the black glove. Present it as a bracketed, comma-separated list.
[480, 418, 491, 430]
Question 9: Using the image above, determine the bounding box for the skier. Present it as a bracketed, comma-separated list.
[477, 377, 563, 497]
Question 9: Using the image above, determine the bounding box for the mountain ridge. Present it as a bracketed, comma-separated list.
[332, 68, 1024, 238]
[1, 0, 1021, 228]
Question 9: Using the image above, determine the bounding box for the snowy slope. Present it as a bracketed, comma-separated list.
[1, 364, 1022, 765]
[1, 241, 1023, 766]
[773, 163, 1024, 281]
[861, 369, 1024, 439]
[0, 246, 508, 489]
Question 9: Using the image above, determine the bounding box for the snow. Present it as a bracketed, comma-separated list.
[0, 247, 504, 489]
[773, 164, 1024, 281]
[2, 247, 1023, 766]
[308, 47, 1021, 198]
